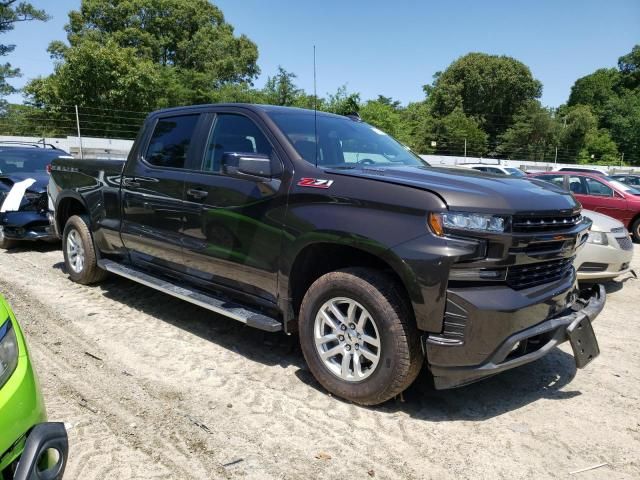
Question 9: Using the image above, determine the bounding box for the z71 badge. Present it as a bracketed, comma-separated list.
[297, 178, 334, 189]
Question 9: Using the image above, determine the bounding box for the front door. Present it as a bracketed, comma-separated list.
[120, 113, 203, 271]
[181, 111, 287, 303]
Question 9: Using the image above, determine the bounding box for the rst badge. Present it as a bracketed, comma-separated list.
[297, 178, 334, 189]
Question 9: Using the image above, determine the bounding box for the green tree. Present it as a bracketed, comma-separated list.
[324, 85, 360, 116]
[577, 128, 619, 165]
[0, 1, 49, 107]
[25, 39, 161, 137]
[558, 104, 598, 161]
[498, 101, 560, 161]
[431, 108, 488, 157]
[567, 68, 620, 117]
[425, 52, 542, 141]
[262, 66, 303, 106]
[25, 0, 259, 116]
[359, 96, 408, 143]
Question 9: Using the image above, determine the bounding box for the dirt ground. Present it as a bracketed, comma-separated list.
[1, 244, 639, 480]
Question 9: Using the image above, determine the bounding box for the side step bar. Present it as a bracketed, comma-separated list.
[97, 259, 282, 332]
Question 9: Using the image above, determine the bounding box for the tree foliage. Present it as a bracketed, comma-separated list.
[425, 53, 542, 141]
[4, 3, 637, 166]
[25, 0, 259, 111]
[0, 1, 48, 106]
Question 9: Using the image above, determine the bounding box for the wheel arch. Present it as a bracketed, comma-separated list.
[285, 240, 421, 329]
[55, 193, 89, 234]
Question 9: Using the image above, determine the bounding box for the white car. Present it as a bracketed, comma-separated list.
[576, 210, 634, 281]
[460, 163, 527, 177]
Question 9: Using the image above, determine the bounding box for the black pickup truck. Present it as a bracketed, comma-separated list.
[49, 104, 605, 405]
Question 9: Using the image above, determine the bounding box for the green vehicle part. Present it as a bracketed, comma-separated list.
[0, 296, 67, 480]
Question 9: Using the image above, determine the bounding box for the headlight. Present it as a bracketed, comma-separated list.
[0, 319, 18, 387]
[587, 231, 608, 246]
[429, 211, 506, 236]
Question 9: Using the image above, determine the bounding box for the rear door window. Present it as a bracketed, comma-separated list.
[145, 114, 200, 169]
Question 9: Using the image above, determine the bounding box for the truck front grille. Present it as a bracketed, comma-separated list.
[512, 214, 582, 233]
[506, 257, 575, 290]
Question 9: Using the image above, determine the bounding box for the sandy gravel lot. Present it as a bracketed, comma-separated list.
[1, 244, 639, 479]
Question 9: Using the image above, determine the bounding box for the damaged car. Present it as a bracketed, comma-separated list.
[0, 143, 72, 249]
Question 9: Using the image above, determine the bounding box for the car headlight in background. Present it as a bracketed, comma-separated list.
[0, 319, 18, 387]
[587, 231, 608, 246]
[429, 211, 506, 236]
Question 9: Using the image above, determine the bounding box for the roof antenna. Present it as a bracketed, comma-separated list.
[313, 45, 318, 168]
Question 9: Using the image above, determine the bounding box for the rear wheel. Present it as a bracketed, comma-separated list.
[62, 215, 107, 284]
[0, 227, 17, 250]
[298, 268, 423, 405]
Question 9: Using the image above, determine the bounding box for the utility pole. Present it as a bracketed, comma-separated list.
[621, 152, 624, 167]
[464, 138, 467, 157]
[75, 105, 84, 160]
[554, 146, 558, 164]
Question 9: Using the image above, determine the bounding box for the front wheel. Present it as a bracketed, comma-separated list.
[631, 218, 640, 243]
[298, 268, 423, 405]
[62, 215, 107, 284]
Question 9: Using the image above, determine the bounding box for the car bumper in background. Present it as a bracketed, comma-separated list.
[575, 233, 634, 280]
[426, 283, 605, 389]
[0, 211, 57, 242]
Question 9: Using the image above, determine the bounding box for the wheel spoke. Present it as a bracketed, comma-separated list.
[353, 351, 363, 378]
[359, 346, 378, 362]
[320, 310, 340, 332]
[361, 334, 379, 348]
[355, 309, 368, 332]
[341, 352, 351, 378]
[315, 333, 338, 346]
[328, 302, 346, 324]
[320, 345, 342, 360]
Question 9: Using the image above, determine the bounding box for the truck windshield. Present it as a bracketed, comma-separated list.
[267, 111, 429, 169]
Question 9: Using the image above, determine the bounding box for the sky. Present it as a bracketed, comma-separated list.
[3, 0, 639, 107]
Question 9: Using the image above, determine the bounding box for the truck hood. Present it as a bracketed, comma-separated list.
[327, 165, 580, 215]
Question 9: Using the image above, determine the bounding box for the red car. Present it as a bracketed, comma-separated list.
[529, 171, 640, 241]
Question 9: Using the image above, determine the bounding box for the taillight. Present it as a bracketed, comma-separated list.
[46, 164, 52, 174]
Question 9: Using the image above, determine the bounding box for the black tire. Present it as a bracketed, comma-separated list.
[0, 229, 17, 250]
[62, 215, 107, 285]
[298, 267, 423, 405]
[632, 218, 640, 243]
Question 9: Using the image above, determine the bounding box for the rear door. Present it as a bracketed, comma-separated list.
[120, 112, 204, 271]
[180, 109, 287, 303]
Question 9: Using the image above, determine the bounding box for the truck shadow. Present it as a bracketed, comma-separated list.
[60, 266, 584, 422]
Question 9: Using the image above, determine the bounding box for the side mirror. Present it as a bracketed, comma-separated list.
[222, 152, 272, 180]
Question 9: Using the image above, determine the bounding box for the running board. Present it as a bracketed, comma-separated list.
[97, 259, 282, 332]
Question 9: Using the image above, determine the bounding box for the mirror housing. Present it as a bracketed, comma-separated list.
[222, 152, 272, 180]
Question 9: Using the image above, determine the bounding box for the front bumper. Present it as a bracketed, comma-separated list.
[426, 284, 605, 389]
[0, 211, 57, 242]
[575, 234, 634, 280]
[12, 423, 68, 480]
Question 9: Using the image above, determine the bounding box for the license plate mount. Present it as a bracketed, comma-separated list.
[567, 314, 600, 369]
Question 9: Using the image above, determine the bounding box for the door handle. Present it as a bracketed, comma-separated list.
[187, 188, 208, 200]
[122, 177, 140, 188]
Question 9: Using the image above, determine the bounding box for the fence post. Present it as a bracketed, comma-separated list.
[75, 105, 84, 160]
